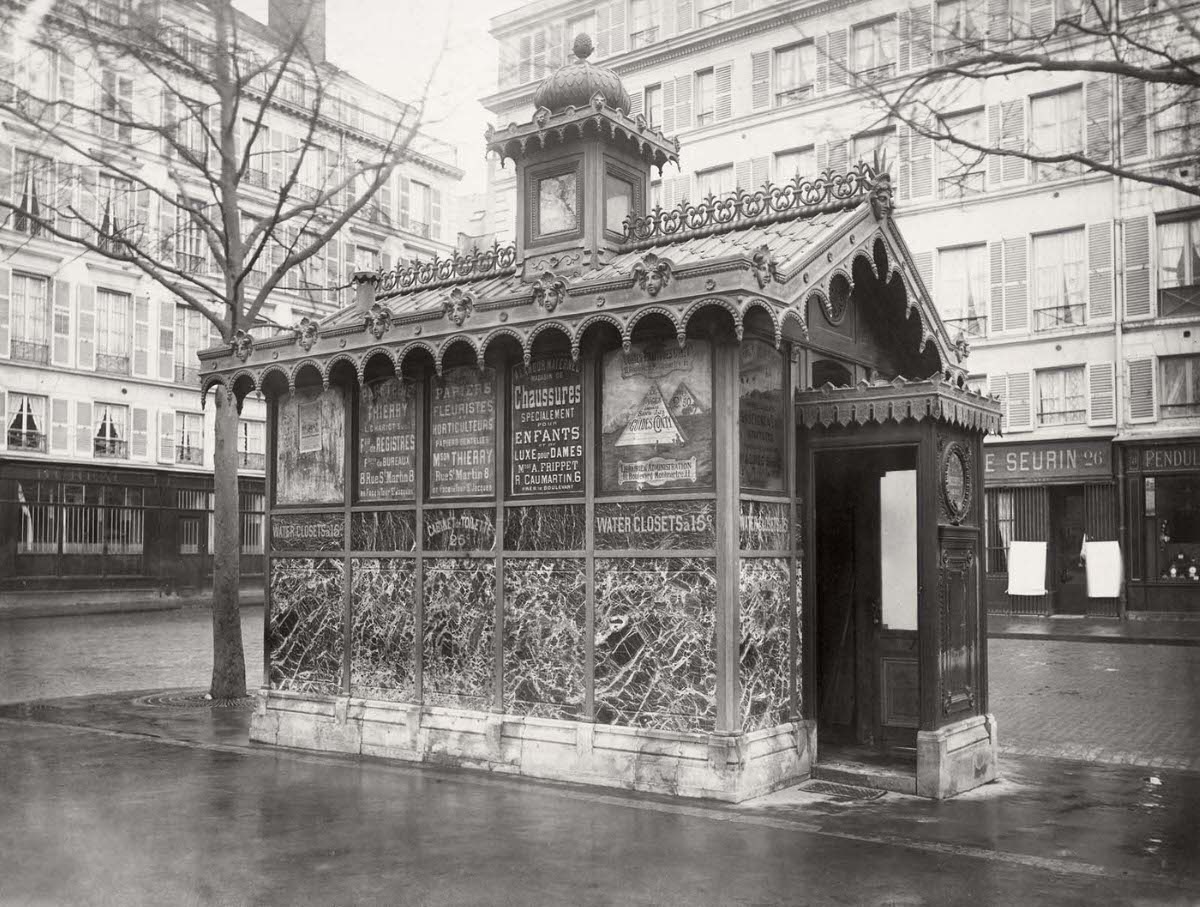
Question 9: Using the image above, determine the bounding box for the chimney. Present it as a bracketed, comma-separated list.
[268, 0, 326, 64]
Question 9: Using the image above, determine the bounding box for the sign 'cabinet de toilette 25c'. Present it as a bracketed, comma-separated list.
[200, 33, 1002, 802]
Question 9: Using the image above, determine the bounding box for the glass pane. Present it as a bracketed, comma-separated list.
[880, 469, 918, 630]
[537, 173, 578, 235]
[604, 174, 633, 233]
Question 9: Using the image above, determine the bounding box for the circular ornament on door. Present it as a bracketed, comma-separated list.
[941, 442, 971, 524]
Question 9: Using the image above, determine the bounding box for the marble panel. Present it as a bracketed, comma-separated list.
[271, 513, 344, 553]
[594, 500, 715, 551]
[594, 557, 716, 732]
[351, 511, 416, 552]
[739, 500, 791, 551]
[350, 558, 416, 702]
[423, 558, 494, 710]
[424, 508, 496, 552]
[504, 504, 586, 551]
[268, 558, 344, 695]
[739, 557, 792, 732]
[503, 559, 586, 719]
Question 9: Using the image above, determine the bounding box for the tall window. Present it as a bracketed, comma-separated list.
[1036, 366, 1086, 426]
[241, 490, 266, 554]
[97, 173, 134, 252]
[566, 14, 597, 61]
[99, 69, 134, 142]
[174, 197, 207, 273]
[1157, 214, 1200, 317]
[1155, 85, 1200, 158]
[1161, 355, 1200, 419]
[985, 488, 1014, 572]
[176, 412, 204, 464]
[852, 19, 896, 79]
[410, 180, 432, 237]
[694, 69, 716, 126]
[697, 2, 733, 25]
[239, 419, 266, 470]
[1029, 87, 1083, 181]
[1032, 229, 1086, 331]
[775, 146, 816, 183]
[10, 273, 50, 364]
[7, 393, 47, 452]
[356, 246, 381, 273]
[649, 180, 663, 209]
[644, 84, 663, 126]
[937, 244, 988, 337]
[94, 403, 129, 458]
[175, 305, 209, 385]
[852, 127, 896, 169]
[935, 0, 983, 60]
[937, 108, 986, 197]
[696, 164, 734, 199]
[775, 42, 816, 105]
[11, 150, 55, 237]
[630, 0, 661, 48]
[95, 289, 131, 374]
[9, 43, 55, 107]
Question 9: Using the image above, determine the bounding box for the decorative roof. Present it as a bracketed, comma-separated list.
[796, 376, 1002, 435]
[532, 34, 630, 116]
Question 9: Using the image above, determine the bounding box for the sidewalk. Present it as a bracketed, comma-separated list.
[988, 613, 1200, 646]
[0, 584, 265, 620]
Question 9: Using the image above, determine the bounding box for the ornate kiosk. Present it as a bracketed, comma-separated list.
[200, 37, 1001, 800]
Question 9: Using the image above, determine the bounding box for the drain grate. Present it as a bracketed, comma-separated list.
[134, 692, 256, 710]
[799, 780, 886, 801]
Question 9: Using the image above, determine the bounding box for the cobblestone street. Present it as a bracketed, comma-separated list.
[989, 638, 1200, 772]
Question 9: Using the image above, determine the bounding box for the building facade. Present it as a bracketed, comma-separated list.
[0, 0, 462, 593]
[481, 0, 1200, 615]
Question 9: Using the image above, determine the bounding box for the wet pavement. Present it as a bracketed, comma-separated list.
[1, 692, 1198, 905]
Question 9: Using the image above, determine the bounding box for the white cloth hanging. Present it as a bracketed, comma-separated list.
[1085, 541, 1123, 598]
[1007, 541, 1047, 596]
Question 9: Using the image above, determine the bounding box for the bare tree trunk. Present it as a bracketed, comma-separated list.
[210, 386, 247, 699]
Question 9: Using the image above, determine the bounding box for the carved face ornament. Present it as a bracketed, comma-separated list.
[296, 316, 319, 352]
[443, 288, 475, 326]
[364, 303, 392, 340]
[750, 245, 778, 289]
[632, 252, 672, 297]
[231, 329, 253, 362]
[532, 270, 568, 313]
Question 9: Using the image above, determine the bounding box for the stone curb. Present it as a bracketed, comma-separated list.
[989, 630, 1200, 647]
[0, 593, 265, 621]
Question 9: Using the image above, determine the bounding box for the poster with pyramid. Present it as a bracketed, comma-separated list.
[601, 340, 713, 491]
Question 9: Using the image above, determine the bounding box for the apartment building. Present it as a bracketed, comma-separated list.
[481, 0, 1200, 614]
[0, 0, 462, 592]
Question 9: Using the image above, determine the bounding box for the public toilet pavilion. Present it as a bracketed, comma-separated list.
[200, 36, 1002, 800]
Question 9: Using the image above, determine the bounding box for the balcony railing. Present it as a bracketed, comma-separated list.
[1159, 285, 1200, 318]
[94, 438, 128, 459]
[7, 429, 47, 452]
[776, 85, 814, 106]
[245, 168, 269, 189]
[631, 26, 660, 49]
[11, 339, 50, 364]
[938, 170, 986, 199]
[239, 451, 266, 471]
[176, 252, 207, 274]
[943, 315, 987, 338]
[1033, 304, 1086, 332]
[96, 353, 131, 375]
[1037, 407, 1086, 427]
[1161, 401, 1200, 419]
[855, 62, 897, 81]
[408, 219, 430, 238]
[367, 205, 392, 228]
[176, 445, 205, 465]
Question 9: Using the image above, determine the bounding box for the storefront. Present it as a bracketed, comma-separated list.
[200, 36, 1001, 800]
[1121, 439, 1200, 612]
[981, 439, 1117, 616]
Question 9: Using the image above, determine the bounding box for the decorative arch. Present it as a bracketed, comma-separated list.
[229, 369, 259, 394]
[257, 364, 292, 398]
[571, 312, 627, 359]
[479, 327, 526, 364]
[779, 307, 809, 344]
[738, 296, 782, 347]
[435, 334, 484, 374]
[525, 319, 573, 359]
[359, 346, 398, 383]
[199, 373, 228, 409]
[626, 304, 683, 344]
[291, 358, 324, 390]
[681, 296, 743, 342]
[323, 353, 361, 388]
[396, 340, 438, 376]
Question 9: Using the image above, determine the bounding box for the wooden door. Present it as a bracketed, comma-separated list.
[1051, 486, 1087, 614]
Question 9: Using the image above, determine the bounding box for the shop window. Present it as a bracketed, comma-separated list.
[937, 244, 988, 337]
[60, 483, 144, 555]
[695, 164, 733, 199]
[852, 18, 896, 80]
[241, 491, 266, 554]
[7, 392, 47, 452]
[1160, 355, 1200, 419]
[1156, 214, 1200, 317]
[10, 272, 50, 364]
[1031, 228, 1085, 331]
[774, 42, 815, 106]
[1029, 87, 1083, 182]
[937, 108, 986, 198]
[96, 289, 132, 375]
[1147, 476, 1200, 581]
[775, 146, 815, 184]
[15, 480, 58, 554]
[93, 403, 129, 458]
[1036, 366, 1086, 426]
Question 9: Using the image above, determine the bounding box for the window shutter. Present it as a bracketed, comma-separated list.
[1127, 358, 1155, 422]
[735, 160, 752, 192]
[815, 34, 829, 93]
[0, 143, 12, 216]
[989, 240, 1005, 333]
[595, 4, 611, 56]
[714, 62, 733, 122]
[133, 294, 151, 377]
[629, 89, 644, 119]
[55, 162, 74, 238]
[1000, 100, 1026, 183]
[1120, 78, 1148, 159]
[662, 79, 677, 134]
[57, 53, 75, 123]
[913, 251, 934, 299]
[1085, 77, 1112, 162]
[399, 176, 411, 230]
[826, 140, 848, 175]
[1006, 371, 1033, 431]
[269, 128, 284, 190]
[677, 0, 694, 32]
[989, 375, 1009, 432]
[1087, 362, 1116, 425]
[826, 29, 848, 90]
[77, 167, 97, 241]
[1003, 236, 1028, 333]
[607, 0, 627, 55]
[907, 5, 932, 72]
[673, 175, 691, 207]
[674, 73, 693, 130]
[1029, 0, 1053, 34]
[988, 0, 1010, 45]
[382, 252, 392, 272]
[751, 50, 770, 110]
[0, 266, 8, 358]
[131, 407, 149, 459]
[908, 129, 933, 198]
[1086, 221, 1114, 321]
[158, 410, 176, 462]
[75, 401, 93, 457]
[50, 399, 70, 453]
[987, 105, 1002, 186]
[431, 187, 443, 240]
[77, 285, 96, 370]
[897, 10, 911, 73]
[52, 279, 71, 366]
[897, 126, 911, 198]
[751, 156, 769, 189]
[1122, 215, 1151, 319]
[161, 90, 176, 157]
[662, 1, 678, 37]
[158, 299, 176, 380]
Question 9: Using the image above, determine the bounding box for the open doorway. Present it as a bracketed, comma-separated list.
[813, 446, 920, 767]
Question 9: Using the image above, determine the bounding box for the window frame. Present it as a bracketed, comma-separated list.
[774, 41, 816, 106]
[1035, 365, 1087, 427]
[775, 145, 816, 184]
[1156, 210, 1200, 318]
[694, 68, 716, 126]
[1028, 85, 1084, 182]
[95, 288, 132, 375]
[852, 17, 897, 80]
[93, 402, 130, 459]
[10, 271, 51, 363]
[695, 163, 734, 200]
[6, 391, 48, 452]
[1031, 227, 1087, 332]
[936, 243, 989, 338]
[1159, 354, 1200, 419]
[176, 411, 205, 465]
[936, 107, 987, 199]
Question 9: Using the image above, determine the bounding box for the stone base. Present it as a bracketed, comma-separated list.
[916, 713, 998, 799]
[250, 691, 816, 802]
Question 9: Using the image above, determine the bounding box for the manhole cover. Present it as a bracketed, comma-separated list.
[799, 780, 886, 801]
[134, 692, 255, 710]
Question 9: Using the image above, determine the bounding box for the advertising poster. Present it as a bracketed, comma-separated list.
[511, 355, 584, 496]
[429, 366, 496, 498]
[601, 340, 713, 492]
[358, 377, 416, 501]
[275, 386, 346, 505]
[738, 340, 784, 491]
